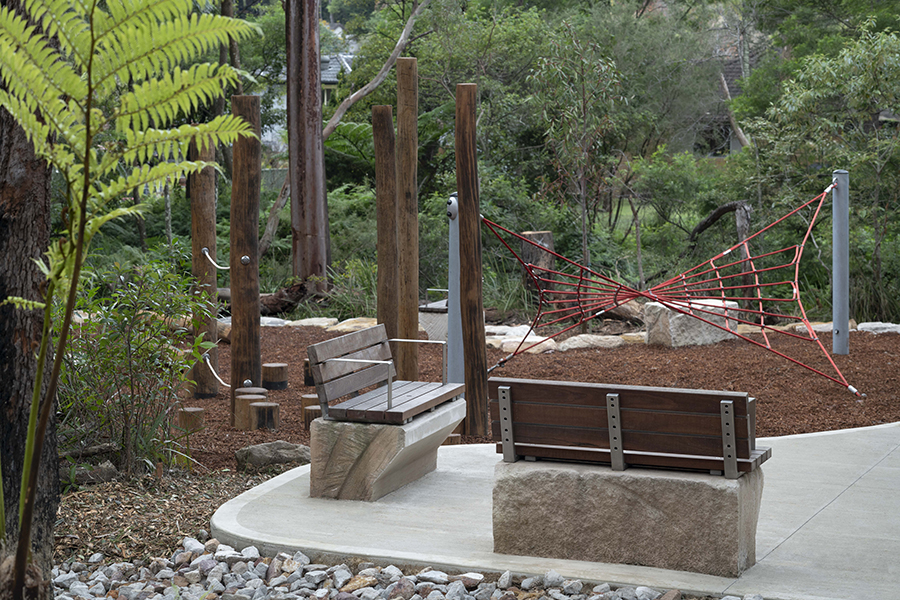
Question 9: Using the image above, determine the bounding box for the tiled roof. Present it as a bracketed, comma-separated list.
[321, 54, 354, 85]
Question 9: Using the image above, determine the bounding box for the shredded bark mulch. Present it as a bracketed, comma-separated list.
[54, 325, 899, 565]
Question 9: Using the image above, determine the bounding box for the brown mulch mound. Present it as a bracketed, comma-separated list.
[54, 324, 900, 565]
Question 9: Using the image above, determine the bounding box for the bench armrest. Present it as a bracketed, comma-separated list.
[388, 338, 448, 385]
[324, 358, 395, 409]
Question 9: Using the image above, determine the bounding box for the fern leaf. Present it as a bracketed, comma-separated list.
[1, 296, 46, 311]
[93, 13, 259, 90]
[20, 0, 92, 71]
[116, 63, 238, 132]
[118, 115, 252, 166]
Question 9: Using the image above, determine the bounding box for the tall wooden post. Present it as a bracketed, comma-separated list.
[396, 57, 419, 380]
[373, 106, 400, 345]
[189, 138, 218, 397]
[455, 83, 488, 436]
[230, 95, 262, 425]
[287, 0, 328, 286]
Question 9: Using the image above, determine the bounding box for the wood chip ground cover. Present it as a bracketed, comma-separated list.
[54, 326, 899, 586]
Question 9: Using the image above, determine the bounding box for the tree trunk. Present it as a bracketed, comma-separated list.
[0, 102, 59, 598]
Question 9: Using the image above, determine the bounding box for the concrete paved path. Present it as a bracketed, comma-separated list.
[211, 422, 900, 600]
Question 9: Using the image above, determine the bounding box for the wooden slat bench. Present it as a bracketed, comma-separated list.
[488, 377, 770, 478]
[307, 324, 465, 425]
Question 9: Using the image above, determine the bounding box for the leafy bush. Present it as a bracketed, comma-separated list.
[57, 263, 216, 475]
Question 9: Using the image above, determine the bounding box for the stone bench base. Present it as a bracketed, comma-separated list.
[492, 460, 764, 577]
[310, 398, 465, 501]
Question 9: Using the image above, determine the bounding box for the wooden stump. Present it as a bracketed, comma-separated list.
[303, 358, 315, 387]
[232, 387, 267, 427]
[177, 407, 205, 432]
[262, 363, 288, 390]
[303, 403, 321, 430]
[442, 433, 462, 446]
[235, 394, 267, 430]
[249, 401, 280, 430]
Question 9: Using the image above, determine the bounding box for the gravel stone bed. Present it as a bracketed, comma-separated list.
[51, 538, 764, 600]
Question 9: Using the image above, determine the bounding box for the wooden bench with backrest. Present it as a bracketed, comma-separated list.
[488, 377, 770, 478]
[307, 324, 465, 425]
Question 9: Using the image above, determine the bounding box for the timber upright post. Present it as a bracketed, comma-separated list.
[189, 138, 218, 397]
[373, 106, 400, 344]
[396, 57, 419, 380]
[832, 169, 849, 355]
[455, 83, 489, 436]
[230, 96, 262, 425]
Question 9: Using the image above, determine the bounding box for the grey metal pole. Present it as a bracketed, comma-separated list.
[832, 170, 849, 355]
[446, 193, 465, 385]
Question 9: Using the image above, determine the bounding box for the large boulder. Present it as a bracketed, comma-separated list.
[235, 441, 310, 470]
[644, 300, 739, 347]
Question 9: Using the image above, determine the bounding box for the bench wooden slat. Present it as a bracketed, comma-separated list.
[497, 443, 770, 473]
[489, 400, 750, 438]
[307, 323, 389, 363]
[488, 377, 749, 416]
[490, 420, 752, 459]
[327, 381, 417, 420]
[345, 381, 432, 421]
[312, 342, 393, 383]
[382, 383, 465, 423]
[319, 363, 396, 405]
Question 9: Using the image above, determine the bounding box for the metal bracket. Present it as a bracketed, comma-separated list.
[721, 400, 738, 479]
[748, 396, 757, 451]
[606, 393, 625, 471]
[498, 386, 517, 463]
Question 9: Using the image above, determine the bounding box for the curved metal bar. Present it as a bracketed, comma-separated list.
[202, 352, 231, 388]
[201, 247, 230, 270]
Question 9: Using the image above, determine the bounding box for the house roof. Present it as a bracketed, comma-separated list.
[321, 54, 354, 86]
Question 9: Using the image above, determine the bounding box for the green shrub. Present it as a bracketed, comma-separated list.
[57, 263, 216, 475]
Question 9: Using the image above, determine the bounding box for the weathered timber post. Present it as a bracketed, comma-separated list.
[396, 57, 419, 380]
[188, 137, 218, 397]
[832, 169, 849, 355]
[287, 0, 328, 287]
[373, 106, 400, 346]
[230, 95, 262, 426]
[455, 83, 488, 436]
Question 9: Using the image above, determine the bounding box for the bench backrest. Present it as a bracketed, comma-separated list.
[489, 377, 769, 478]
[307, 325, 396, 412]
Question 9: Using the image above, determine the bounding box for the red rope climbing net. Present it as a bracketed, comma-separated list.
[483, 180, 862, 396]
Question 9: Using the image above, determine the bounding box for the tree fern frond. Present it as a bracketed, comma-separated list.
[118, 115, 253, 165]
[116, 63, 238, 131]
[0, 5, 87, 109]
[96, 160, 206, 203]
[96, 0, 193, 42]
[93, 13, 259, 89]
[20, 0, 92, 70]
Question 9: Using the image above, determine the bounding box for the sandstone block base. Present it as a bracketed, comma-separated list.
[644, 300, 740, 347]
[493, 461, 764, 577]
[310, 398, 465, 501]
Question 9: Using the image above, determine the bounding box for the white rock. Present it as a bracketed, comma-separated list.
[260, 317, 288, 327]
[496, 571, 511, 590]
[288, 317, 339, 328]
[635, 587, 661, 600]
[87, 553, 105, 564]
[858, 321, 900, 334]
[500, 336, 557, 354]
[557, 334, 624, 351]
[184, 570, 202, 585]
[326, 317, 378, 333]
[240, 546, 261, 560]
[183, 537, 206, 554]
[644, 300, 739, 347]
[416, 571, 449, 585]
[542, 570, 564, 588]
[53, 572, 79, 589]
[382, 565, 404, 582]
